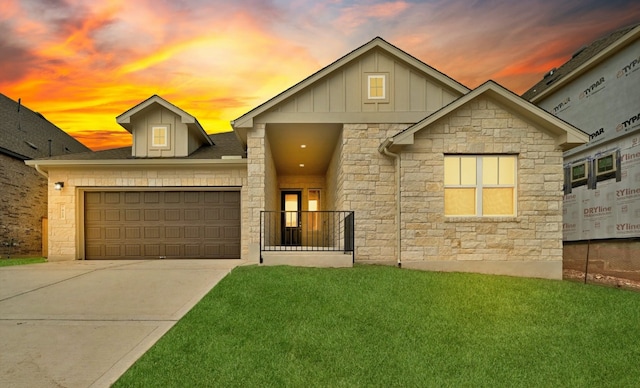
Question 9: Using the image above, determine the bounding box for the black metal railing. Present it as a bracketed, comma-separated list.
[260, 211, 354, 261]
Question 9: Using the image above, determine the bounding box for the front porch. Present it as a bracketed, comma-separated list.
[260, 210, 355, 267]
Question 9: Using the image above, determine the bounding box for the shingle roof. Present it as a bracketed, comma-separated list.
[39, 131, 245, 161]
[0, 93, 91, 160]
[522, 23, 640, 101]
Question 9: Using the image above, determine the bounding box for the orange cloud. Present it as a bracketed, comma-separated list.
[1, 0, 639, 151]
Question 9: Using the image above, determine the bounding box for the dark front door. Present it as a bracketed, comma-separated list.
[281, 191, 301, 246]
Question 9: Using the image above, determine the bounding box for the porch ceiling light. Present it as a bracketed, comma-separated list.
[54, 182, 64, 190]
[300, 144, 306, 148]
[299, 164, 305, 167]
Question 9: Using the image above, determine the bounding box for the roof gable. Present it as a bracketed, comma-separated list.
[389, 81, 589, 151]
[231, 37, 470, 132]
[116, 95, 212, 146]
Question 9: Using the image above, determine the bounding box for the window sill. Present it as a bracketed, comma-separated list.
[445, 216, 519, 223]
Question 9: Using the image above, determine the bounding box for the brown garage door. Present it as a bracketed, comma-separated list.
[84, 190, 240, 259]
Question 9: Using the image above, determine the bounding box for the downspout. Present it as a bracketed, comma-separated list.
[378, 138, 402, 268]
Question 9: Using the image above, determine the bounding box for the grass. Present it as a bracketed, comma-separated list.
[115, 265, 640, 387]
[0, 257, 46, 267]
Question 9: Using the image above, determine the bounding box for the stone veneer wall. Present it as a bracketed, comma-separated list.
[247, 124, 268, 262]
[325, 129, 344, 212]
[340, 123, 407, 263]
[0, 153, 47, 257]
[45, 164, 247, 261]
[400, 97, 564, 279]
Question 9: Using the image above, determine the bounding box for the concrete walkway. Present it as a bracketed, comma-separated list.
[0, 259, 241, 388]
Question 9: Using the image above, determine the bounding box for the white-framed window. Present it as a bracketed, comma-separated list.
[444, 155, 517, 217]
[308, 189, 321, 231]
[367, 74, 388, 100]
[151, 125, 169, 148]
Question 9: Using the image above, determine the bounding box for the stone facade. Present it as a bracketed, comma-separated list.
[0, 153, 47, 257]
[399, 97, 564, 278]
[45, 165, 248, 261]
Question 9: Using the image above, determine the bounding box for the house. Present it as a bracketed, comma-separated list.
[27, 37, 588, 279]
[522, 23, 640, 279]
[0, 93, 90, 258]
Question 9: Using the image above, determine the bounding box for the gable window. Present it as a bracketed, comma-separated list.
[368, 75, 386, 99]
[151, 125, 169, 148]
[444, 155, 516, 216]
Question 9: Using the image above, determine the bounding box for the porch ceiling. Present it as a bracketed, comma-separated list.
[267, 123, 342, 175]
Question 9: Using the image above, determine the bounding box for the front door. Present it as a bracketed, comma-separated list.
[281, 191, 301, 246]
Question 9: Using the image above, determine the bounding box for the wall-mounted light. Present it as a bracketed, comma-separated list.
[54, 182, 64, 190]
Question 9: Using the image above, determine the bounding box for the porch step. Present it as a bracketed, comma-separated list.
[261, 251, 353, 268]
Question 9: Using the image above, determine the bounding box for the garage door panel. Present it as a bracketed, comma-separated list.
[105, 192, 121, 204]
[125, 227, 140, 239]
[165, 209, 180, 221]
[125, 209, 140, 221]
[144, 245, 160, 256]
[125, 245, 141, 257]
[144, 227, 160, 239]
[105, 228, 120, 239]
[85, 190, 240, 260]
[85, 227, 102, 240]
[224, 226, 240, 239]
[105, 245, 121, 256]
[144, 209, 160, 221]
[184, 209, 200, 221]
[165, 245, 182, 257]
[165, 226, 181, 239]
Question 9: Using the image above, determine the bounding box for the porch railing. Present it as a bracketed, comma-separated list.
[260, 211, 354, 262]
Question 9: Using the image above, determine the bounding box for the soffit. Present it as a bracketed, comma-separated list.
[267, 123, 341, 175]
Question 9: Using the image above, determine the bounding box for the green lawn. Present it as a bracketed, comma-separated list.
[115, 265, 640, 387]
[0, 257, 46, 267]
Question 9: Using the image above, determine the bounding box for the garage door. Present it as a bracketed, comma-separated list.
[84, 191, 240, 259]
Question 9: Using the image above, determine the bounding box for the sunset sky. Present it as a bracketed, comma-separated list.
[1, 0, 639, 150]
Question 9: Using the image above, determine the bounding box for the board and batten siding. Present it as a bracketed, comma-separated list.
[132, 106, 190, 158]
[265, 50, 460, 118]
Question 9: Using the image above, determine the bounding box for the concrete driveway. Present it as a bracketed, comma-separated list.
[0, 259, 241, 388]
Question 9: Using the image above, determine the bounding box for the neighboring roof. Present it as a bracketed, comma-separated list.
[232, 36, 471, 130]
[0, 93, 90, 160]
[116, 94, 213, 146]
[386, 80, 589, 151]
[522, 23, 640, 102]
[27, 131, 245, 168]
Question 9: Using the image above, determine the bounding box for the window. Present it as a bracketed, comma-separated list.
[367, 74, 386, 100]
[151, 125, 169, 148]
[444, 155, 516, 216]
[308, 189, 320, 231]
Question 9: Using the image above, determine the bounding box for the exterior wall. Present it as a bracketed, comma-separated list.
[246, 124, 267, 261]
[45, 165, 248, 261]
[0, 153, 47, 257]
[263, 49, 461, 121]
[325, 129, 344, 211]
[564, 239, 640, 281]
[132, 106, 189, 158]
[340, 123, 405, 264]
[400, 97, 564, 279]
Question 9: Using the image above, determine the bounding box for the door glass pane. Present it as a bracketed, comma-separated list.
[444, 188, 476, 215]
[482, 188, 514, 215]
[285, 194, 298, 227]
